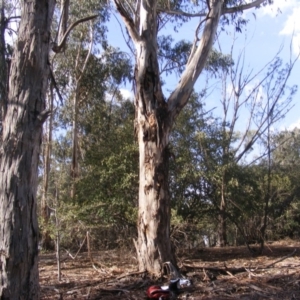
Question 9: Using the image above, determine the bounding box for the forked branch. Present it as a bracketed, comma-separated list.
[52, 14, 98, 53]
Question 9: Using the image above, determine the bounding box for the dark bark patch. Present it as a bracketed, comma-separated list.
[144, 184, 153, 195]
[143, 113, 157, 142]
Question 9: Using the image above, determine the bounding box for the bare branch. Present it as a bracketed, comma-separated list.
[222, 0, 266, 15]
[168, 0, 223, 120]
[77, 21, 94, 82]
[52, 14, 98, 53]
[113, 0, 140, 45]
[113, 13, 135, 55]
[157, 9, 206, 18]
[6, 16, 21, 22]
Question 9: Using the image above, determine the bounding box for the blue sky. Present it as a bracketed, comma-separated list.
[240, 0, 300, 131]
[110, 0, 300, 132]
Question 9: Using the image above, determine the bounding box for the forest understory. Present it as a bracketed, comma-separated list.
[40, 240, 300, 299]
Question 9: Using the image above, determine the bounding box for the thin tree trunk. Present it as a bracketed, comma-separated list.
[0, 1, 55, 299]
[258, 99, 272, 254]
[70, 25, 93, 198]
[55, 186, 61, 281]
[41, 85, 54, 250]
[71, 87, 79, 198]
[217, 190, 227, 247]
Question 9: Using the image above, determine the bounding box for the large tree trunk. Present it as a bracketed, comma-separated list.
[135, 98, 176, 273]
[0, 1, 55, 299]
[133, 4, 176, 274]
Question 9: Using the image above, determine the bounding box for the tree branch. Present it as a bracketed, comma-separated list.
[113, 0, 140, 44]
[222, 0, 266, 15]
[52, 14, 98, 53]
[157, 9, 206, 18]
[168, 0, 223, 121]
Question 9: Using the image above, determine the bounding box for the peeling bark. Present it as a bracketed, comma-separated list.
[134, 4, 176, 272]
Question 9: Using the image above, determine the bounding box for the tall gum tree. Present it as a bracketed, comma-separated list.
[113, 0, 270, 274]
[0, 1, 55, 299]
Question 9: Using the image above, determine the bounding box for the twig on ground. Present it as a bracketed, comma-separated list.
[117, 270, 146, 280]
[183, 249, 297, 276]
[264, 249, 297, 269]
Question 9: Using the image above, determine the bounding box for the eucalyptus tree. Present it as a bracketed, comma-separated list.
[0, 1, 56, 298]
[0, 0, 107, 297]
[42, 27, 134, 247]
[112, 0, 273, 274]
[51, 0, 109, 198]
[39, 0, 109, 248]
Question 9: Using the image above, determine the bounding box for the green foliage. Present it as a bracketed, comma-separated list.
[76, 99, 138, 226]
[267, 129, 300, 238]
[41, 98, 138, 249]
[205, 49, 234, 74]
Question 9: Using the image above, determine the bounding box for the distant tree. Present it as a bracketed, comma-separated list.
[39, 0, 109, 248]
[76, 98, 138, 230]
[269, 129, 300, 238]
[40, 35, 134, 249]
[169, 43, 298, 252]
[210, 49, 297, 248]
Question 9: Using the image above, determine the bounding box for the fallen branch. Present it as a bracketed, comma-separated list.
[62, 234, 87, 260]
[98, 288, 130, 294]
[264, 249, 297, 269]
[183, 249, 297, 276]
[183, 263, 246, 275]
[117, 270, 146, 280]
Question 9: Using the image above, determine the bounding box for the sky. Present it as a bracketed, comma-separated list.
[110, 0, 300, 133]
[241, 0, 300, 131]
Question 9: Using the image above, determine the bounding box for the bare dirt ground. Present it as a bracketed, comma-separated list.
[40, 240, 300, 299]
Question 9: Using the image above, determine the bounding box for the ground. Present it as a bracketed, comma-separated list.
[40, 240, 300, 299]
